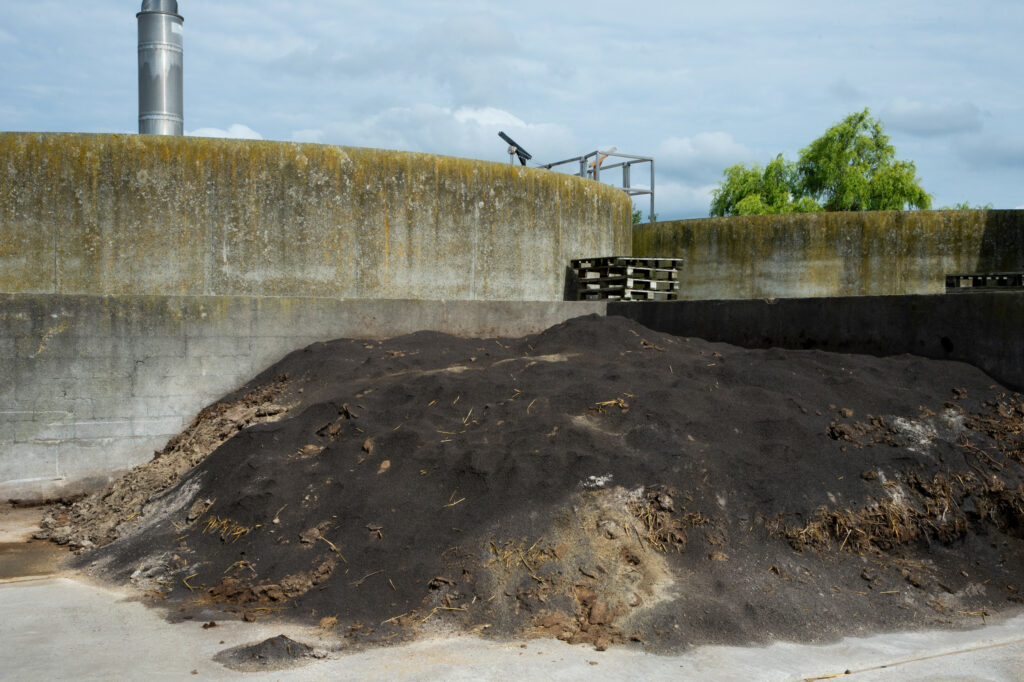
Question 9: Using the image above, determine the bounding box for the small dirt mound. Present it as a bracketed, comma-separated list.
[215, 634, 313, 672]
[53, 315, 1024, 651]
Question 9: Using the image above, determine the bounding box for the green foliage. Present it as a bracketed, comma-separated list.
[710, 155, 820, 217]
[710, 109, 932, 217]
[941, 201, 994, 210]
[798, 109, 930, 211]
[633, 208, 659, 224]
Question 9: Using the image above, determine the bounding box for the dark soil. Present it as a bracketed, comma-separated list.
[45, 315, 1024, 652]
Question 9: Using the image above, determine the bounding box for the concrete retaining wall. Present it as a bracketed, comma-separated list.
[0, 294, 605, 500]
[633, 211, 1024, 299]
[609, 292, 1024, 393]
[0, 133, 631, 301]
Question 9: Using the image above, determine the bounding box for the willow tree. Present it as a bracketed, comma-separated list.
[710, 155, 820, 217]
[798, 109, 931, 211]
[710, 109, 931, 216]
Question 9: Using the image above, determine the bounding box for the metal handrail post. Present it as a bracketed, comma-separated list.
[649, 158, 655, 223]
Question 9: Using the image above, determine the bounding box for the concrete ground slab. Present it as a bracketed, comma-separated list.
[1, 574, 1021, 681]
[2, 505, 1021, 681]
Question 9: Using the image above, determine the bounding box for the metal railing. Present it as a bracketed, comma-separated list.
[541, 151, 655, 222]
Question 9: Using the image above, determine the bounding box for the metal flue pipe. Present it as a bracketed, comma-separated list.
[137, 0, 184, 135]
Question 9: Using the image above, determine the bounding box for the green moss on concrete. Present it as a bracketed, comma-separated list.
[0, 133, 631, 300]
[634, 211, 1024, 299]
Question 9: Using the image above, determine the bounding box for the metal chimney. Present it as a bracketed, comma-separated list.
[137, 0, 184, 135]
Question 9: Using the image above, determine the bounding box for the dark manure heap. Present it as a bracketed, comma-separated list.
[43, 315, 1024, 652]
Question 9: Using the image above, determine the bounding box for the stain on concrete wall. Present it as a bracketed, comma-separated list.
[633, 211, 1024, 299]
[0, 133, 632, 300]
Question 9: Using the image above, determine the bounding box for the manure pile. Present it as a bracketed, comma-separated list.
[42, 315, 1024, 652]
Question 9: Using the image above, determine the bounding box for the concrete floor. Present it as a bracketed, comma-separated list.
[2, 505, 1022, 681]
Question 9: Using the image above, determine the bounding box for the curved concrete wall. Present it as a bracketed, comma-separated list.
[0, 133, 631, 300]
[634, 211, 1024, 300]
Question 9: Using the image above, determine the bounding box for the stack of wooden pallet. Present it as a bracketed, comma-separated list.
[571, 256, 684, 301]
[946, 272, 1024, 292]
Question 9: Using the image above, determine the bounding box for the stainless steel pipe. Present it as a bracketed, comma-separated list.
[137, 0, 184, 135]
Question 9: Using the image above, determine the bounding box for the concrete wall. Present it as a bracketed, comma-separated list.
[0, 294, 605, 500]
[0, 133, 631, 301]
[633, 211, 1024, 299]
[0, 132, 632, 500]
[609, 292, 1024, 393]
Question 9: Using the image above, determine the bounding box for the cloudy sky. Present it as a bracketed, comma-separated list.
[2, 0, 1022, 219]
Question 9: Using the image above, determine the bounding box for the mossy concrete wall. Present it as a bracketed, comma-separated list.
[634, 211, 1024, 299]
[0, 133, 631, 300]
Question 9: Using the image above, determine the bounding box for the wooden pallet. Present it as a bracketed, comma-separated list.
[579, 278, 680, 292]
[571, 256, 684, 270]
[946, 272, 1024, 292]
[579, 266, 680, 281]
[580, 289, 677, 301]
[570, 256, 683, 302]
[622, 290, 677, 301]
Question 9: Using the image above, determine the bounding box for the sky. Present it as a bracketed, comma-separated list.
[2, 0, 1023, 219]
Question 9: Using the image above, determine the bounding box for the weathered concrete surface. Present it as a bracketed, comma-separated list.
[0, 133, 631, 301]
[1, 575, 1021, 681]
[634, 211, 1024, 299]
[610, 291, 1024, 392]
[0, 295, 605, 500]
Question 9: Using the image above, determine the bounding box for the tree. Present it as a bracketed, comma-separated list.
[632, 208, 659, 224]
[710, 155, 820, 217]
[709, 109, 931, 216]
[798, 109, 930, 211]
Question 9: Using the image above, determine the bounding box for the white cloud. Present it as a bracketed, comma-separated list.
[658, 132, 751, 164]
[827, 78, 867, 102]
[648, 180, 719, 220]
[186, 124, 263, 140]
[957, 135, 1024, 169]
[884, 99, 982, 137]
[305, 105, 574, 163]
[453, 107, 528, 129]
[291, 129, 325, 144]
[656, 132, 753, 183]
